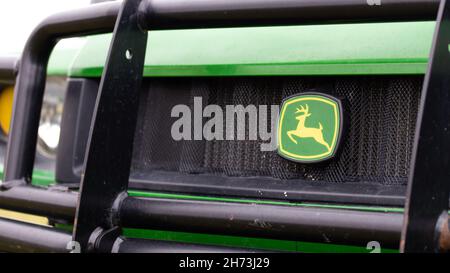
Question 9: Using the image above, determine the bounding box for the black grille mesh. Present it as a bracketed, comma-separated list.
[131, 76, 422, 185]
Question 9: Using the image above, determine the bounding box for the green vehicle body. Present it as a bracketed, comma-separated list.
[12, 20, 437, 253]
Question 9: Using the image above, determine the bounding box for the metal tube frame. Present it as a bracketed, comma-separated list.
[0, 0, 448, 252]
[0, 57, 18, 85]
[0, 217, 72, 253]
[120, 196, 404, 249]
[0, 182, 77, 220]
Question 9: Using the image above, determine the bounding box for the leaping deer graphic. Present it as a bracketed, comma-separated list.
[287, 104, 331, 152]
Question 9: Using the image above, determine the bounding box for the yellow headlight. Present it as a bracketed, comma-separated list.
[0, 86, 14, 135]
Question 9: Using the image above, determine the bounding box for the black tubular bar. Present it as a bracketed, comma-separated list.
[0, 185, 405, 248]
[0, 184, 76, 220]
[113, 237, 263, 253]
[0, 215, 262, 253]
[0, 217, 71, 253]
[139, 0, 440, 30]
[120, 196, 404, 248]
[0, 183, 403, 247]
[0, 179, 406, 243]
[3, 1, 122, 182]
[0, 57, 17, 85]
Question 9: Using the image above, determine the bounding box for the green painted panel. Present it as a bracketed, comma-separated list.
[123, 228, 398, 253]
[0, 164, 55, 187]
[67, 21, 434, 77]
[48, 38, 85, 76]
[30, 169, 55, 187]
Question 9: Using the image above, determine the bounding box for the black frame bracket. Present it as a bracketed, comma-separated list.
[401, 0, 450, 253]
[72, 0, 147, 252]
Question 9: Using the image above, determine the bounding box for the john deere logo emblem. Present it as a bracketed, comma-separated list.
[278, 93, 343, 163]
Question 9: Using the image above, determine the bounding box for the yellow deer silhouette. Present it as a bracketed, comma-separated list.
[287, 104, 331, 152]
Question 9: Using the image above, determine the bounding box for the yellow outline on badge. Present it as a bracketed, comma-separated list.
[278, 95, 340, 161]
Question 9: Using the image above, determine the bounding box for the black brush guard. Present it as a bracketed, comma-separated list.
[0, 0, 449, 253]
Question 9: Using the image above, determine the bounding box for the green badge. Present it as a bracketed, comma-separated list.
[277, 92, 343, 163]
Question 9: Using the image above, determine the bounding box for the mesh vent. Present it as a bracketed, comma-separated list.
[131, 76, 422, 185]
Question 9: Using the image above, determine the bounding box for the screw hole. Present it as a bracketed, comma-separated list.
[125, 49, 133, 60]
